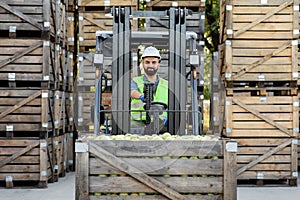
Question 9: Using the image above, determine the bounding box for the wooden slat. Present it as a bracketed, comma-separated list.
[89, 142, 188, 200]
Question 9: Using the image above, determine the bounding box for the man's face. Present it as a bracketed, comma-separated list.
[142, 57, 160, 76]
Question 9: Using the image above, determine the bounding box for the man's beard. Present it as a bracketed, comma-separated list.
[144, 68, 158, 76]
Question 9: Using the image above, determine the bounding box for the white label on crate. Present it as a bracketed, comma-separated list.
[293, 101, 299, 107]
[225, 40, 232, 46]
[226, 5, 232, 11]
[213, 117, 218, 122]
[261, 0, 267, 4]
[78, 77, 84, 81]
[226, 128, 232, 133]
[294, 128, 299, 133]
[8, 73, 15, 81]
[226, 142, 237, 152]
[293, 29, 299, 35]
[292, 172, 298, 177]
[42, 92, 48, 98]
[260, 97, 267, 102]
[78, 118, 83, 123]
[6, 176, 13, 182]
[292, 40, 298, 46]
[257, 173, 264, 179]
[40, 142, 47, 147]
[293, 72, 298, 78]
[226, 101, 231, 106]
[68, 16, 74, 21]
[9, 26, 16, 32]
[42, 122, 48, 128]
[78, 56, 83, 62]
[172, 2, 178, 7]
[64, 161, 66, 167]
[294, 6, 299, 11]
[200, 95, 204, 100]
[292, 139, 298, 145]
[68, 160, 73, 165]
[225, 73, 231, 78]
[69, 132, 73, 137]
[104, 0, 110, 6]
[201, 14, 205, 20]
[56, 29, 60, 36]
[69, 96, 73, 101]
[69, 72, 74, 77]
[75, 143, 88, 153]
[69, 117, 74, 122]
[213, 96, 219, 101]
[54, 165, 59, 170]
[54, 120, 59, 125]
[55, 94, 60, 99]
[79, 37, 84, 42]
[41, 171, 47, 177]
[226, 29, 233, 35]
[78, 96, 83, 101]
[44, 22, 50, 28]
[79, 15, 83, 21]
[200, 80, 205, 85]
[43, 75, 50, 81]
[201, 0, 205, 2]
[55, 44, 60, 51]
[94, 53, 104, 64]
[69, 54, 74, 59]
[68, 37, 74, 42]
[6, 125, 13, 132]
[258, 75, 265, 81]
[43, 41, 50, 46]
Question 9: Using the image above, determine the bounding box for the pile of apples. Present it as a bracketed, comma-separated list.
[87, 132, 219, 141]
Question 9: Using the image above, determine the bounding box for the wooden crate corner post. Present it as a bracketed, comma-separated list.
[75, 141, 89, 200]
[223, 140, 237, 200]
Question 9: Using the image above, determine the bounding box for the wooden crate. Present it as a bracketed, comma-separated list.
[65, 92, 75, 132]
[78, 0, 138, 8]
[224, 96, 299, 138]
[0, 89, 53, 137]
[220, 0, 299, 41]
[54, 90, 66, 134]
[145, 12, 204, 35]
[53, 135, 67, 179]
[0, 138, 54, 188]
[75, 139, 237, 200]
[235, 138, 298, 186]
[0, 38, 61, 88]
[146, 0, 205, 12]
[76, 90, 112, 134]
[0, 0, 67, 42]
[78, 12, 138, 49]
[66, 132, 75, 171]
[220, 39, 298, 83]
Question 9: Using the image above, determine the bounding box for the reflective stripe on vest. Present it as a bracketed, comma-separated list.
[131, 76, 168, 121]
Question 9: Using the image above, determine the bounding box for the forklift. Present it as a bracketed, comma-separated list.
[93, 6, 203, 135]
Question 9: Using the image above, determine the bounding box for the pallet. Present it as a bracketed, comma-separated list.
[224, 95, 299, 138]
[0, 138, 54, 188]
[0, 0, 67, 43]
[75, 139, 237, 200]
[220, 0, 299, 41]
[219, 39, 298, 83]
[233, 138, 298, 186]
[0, 89, 53, 138]
[146, 0, 205, 12]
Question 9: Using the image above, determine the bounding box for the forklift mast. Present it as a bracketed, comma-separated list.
[94, 6, 202, 135]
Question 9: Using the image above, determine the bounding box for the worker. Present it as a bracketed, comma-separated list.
[130, 46, 168, 133]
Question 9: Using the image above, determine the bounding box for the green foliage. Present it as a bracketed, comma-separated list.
[205, 0, 220, 54]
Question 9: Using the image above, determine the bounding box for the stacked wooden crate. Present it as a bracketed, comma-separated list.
[75, 137, 237, 200]
[219, 0, 299, 185]
[75, 0, 136, 135]
[0, 0, 75, 187]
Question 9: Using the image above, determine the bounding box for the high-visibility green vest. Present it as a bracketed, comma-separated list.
[131, 76, 168, 121]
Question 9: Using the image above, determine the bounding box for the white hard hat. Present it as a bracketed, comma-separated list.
[141, 46, 161, 60]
